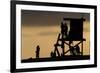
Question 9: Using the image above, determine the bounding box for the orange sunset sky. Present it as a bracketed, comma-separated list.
[21, 10, 90, 59]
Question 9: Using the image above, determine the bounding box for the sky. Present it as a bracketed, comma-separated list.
[21, 10, 90, 59]
[21, 10, 90, 26]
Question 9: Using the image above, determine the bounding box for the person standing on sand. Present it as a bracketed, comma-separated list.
[36, 45, 40, 59]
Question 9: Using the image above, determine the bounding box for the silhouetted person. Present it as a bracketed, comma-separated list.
[69, 41, 81, 55]
[69, 41, 74, 55]
[70, 46, 76, 55]
[61, 22, 65, 35]
[75, 45, 81, 55]
[61, 22, 68, 39]
[51, 51, 56, 58]
[36, 45, 40, 59]
[51, 52, 53, 57]
[64, 23, 68, 36]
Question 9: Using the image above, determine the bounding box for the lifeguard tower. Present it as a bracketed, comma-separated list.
[51, 18, 86, 58]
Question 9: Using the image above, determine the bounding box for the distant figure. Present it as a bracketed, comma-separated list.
[75, 45, 81, 55]
[64, 22, 68, 36]
[69, 41, 76, 55]
[69, 41, 81, 55]
[70, 46, 76, 55]
[61, 22, 64, 35]
[36, 45, 40, 59]
[61, 22, 68, 38]
[51, 51, 56, 58]
[51, 52, 53, 57]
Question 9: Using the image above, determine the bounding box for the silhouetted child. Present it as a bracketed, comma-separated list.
[75, 45, 81, 55]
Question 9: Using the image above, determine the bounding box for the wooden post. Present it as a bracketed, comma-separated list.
[81, 41, 83, 55]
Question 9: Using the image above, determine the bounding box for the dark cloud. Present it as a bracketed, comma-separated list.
[21, 10, 90, 27]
